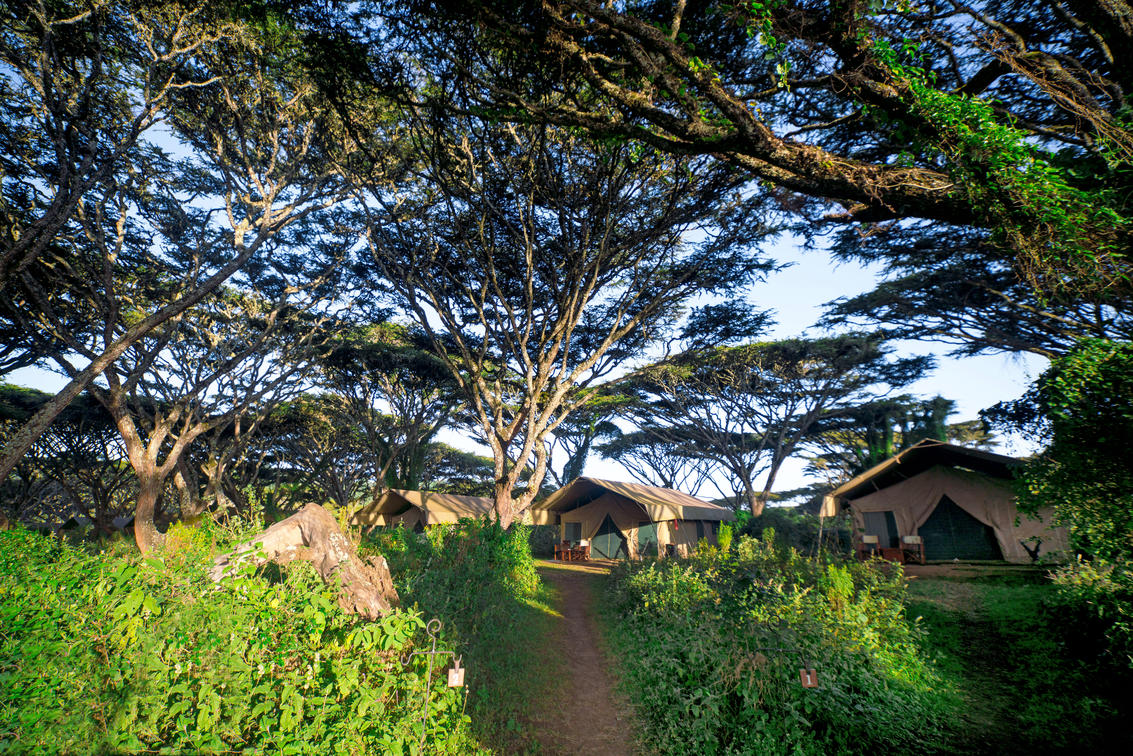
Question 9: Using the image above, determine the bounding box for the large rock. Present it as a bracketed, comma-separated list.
[209, 503, 398, 619]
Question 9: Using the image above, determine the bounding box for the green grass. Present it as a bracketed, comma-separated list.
[365, 523, 564, 754]
[906, 574, 1132, 754]
[462, 581, 562, 753]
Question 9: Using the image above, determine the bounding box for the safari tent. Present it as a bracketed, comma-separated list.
[351, 489, 493, 531]
[820, 440, 1069, 563]
[530, 477, 735, 559]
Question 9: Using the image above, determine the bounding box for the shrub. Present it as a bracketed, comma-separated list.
[736, 506, 852, 556]
[603, 534, 950, 755]
[0, 524, 482, 755]
[362, 521, 549, 749]
[1047, 557, 1133, 667]
[717, 522, 733, 552]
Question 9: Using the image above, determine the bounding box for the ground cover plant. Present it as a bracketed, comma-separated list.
[905, 572, 1132, 754]
[0, 521, 482, 755]
[602, 531, 950, 755]
[363, 521, 560, 752]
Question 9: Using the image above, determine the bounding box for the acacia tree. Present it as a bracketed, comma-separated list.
[619, 334, 931, 515]
[0, 385, 131, 528]
[0, 1, 270, 474]
[545, 393, 625, 487]
[0, 0, 245, 292]
[255, 395, 372, 511]
[802, 394, 996, 483]
[820, 225, 1133, 359]
[597, 427, 714, 496]
[402, 0, 1133, 299]
[319, 324, 466, 498]
[3, 12, 370, 550]
[353, 115, 773, 526]
[94, 283, 338, 551]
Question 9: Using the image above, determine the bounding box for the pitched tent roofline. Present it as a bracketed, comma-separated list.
[531, 477, 736, 524]
[819, 439, 1020, 517]
[352, 489, 494, 527]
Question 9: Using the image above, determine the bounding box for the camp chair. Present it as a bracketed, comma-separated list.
[574, 539, 591, 561]
[856, 534, 880, 560]
[901, 535, 925, 564]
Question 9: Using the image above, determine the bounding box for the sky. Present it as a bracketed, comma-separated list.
[6, 235, 1046, 502]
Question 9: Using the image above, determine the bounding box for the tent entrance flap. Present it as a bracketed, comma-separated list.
[592, 514, 629, 559]
[921, 496, 1004, 561]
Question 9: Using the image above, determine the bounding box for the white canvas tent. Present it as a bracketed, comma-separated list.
[820, 440, 1069, 563]
[531, 477, 735, 559]
[351, 489, 493, 530]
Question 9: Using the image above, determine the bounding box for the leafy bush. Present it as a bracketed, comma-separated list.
[362, 521, 551, 749]
[603, 533, 950, 755]
[0, 523, 483, 755]
[736, 506, 852, 556]
[716, 522, 733, 552]
[1048, 557, 1133, 667]
[987, 338, 1133, 664]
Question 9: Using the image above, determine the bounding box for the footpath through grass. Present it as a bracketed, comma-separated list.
[905, 568, 1133, 755]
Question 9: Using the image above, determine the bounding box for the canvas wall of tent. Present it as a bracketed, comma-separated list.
[821, 440, 1070, 563]
[530, 477, 736, 559]
[351, 489, 495, 530]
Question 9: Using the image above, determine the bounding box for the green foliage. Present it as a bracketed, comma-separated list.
[603, 535, 949, 755]
[1048, 558, 1133, 668]
[717, 522, 733, 553]
[736, 506, 851, 556]
[363, 520, 552, 750]
[0, 523, 482, 755]
[870, 39, 1129, 295]
[996, 338, 1133, 664]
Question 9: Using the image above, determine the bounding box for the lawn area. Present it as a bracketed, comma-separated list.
[905, 567, 1132, 755]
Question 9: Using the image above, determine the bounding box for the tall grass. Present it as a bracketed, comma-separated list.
[363, 521, 559, 752]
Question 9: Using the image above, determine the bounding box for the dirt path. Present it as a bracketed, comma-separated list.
[527, 561, 638, 756]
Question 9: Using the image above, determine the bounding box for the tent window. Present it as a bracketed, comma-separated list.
[564, 522, 582, 543]
[695, 521, 705, 541]
[863, 510, 899, 548]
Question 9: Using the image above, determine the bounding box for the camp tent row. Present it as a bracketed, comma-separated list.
[351, 478, 734, 559]
[820, 439, 1069, 563]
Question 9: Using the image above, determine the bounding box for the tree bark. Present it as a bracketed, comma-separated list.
[134, 474, 166, 554]
[209, 503, 399, 620]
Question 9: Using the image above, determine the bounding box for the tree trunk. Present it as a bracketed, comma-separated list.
[747, 488, 767, 517]
[174, 459, 204, 521]
[134, 474, 166, 554]
[493, 478, 519, 529]
[208, 503, 399, 619]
